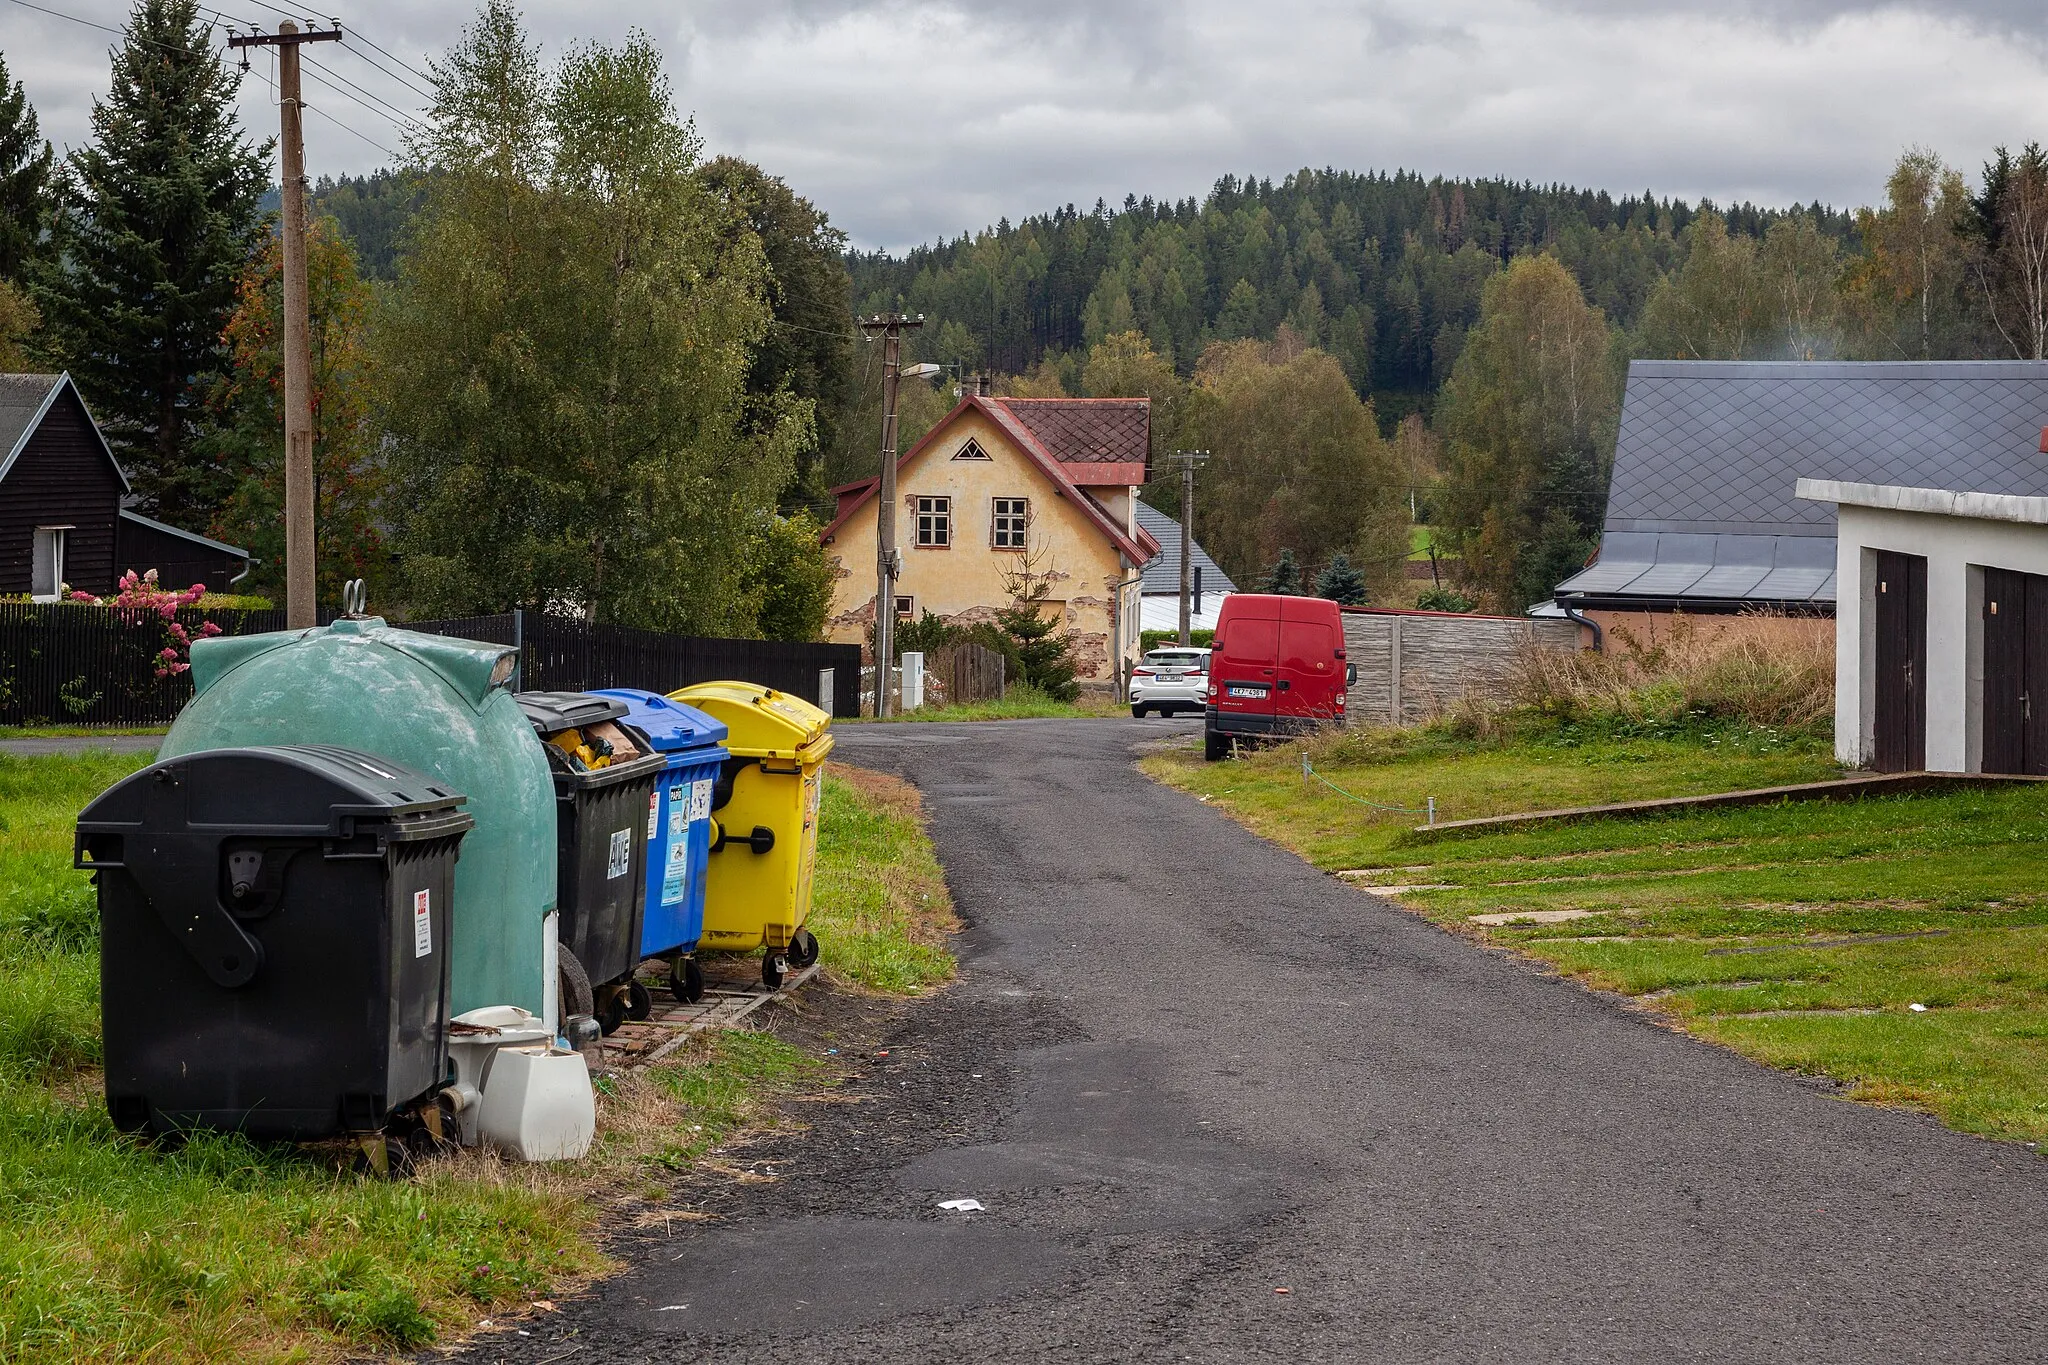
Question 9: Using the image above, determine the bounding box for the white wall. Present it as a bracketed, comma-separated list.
[1834, 504, 2048, 771]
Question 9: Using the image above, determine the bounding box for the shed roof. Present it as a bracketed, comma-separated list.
[1133, 499, 1237, 595]
[0, 372, 130, 492]
[1556, 360, 2048, 609]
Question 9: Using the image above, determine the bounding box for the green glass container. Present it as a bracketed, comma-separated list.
[161, 618, 557, 1019]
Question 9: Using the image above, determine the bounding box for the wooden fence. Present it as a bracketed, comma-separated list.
[404, 611, 863, 718]
[1, 603, 861, 726]
[0, 601, 285, 728]
[927, 642, 1007, 706]
[1341, 608, 1583, 727]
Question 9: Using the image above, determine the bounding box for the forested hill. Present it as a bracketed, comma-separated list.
[848, 168, 1852, 415]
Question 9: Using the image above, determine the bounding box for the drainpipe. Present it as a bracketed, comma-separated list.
[229, 557, 258, 589]
[1557, 598, 1603, 652]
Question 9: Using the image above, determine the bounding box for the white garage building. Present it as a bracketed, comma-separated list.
[1800, 476, 2048, 774]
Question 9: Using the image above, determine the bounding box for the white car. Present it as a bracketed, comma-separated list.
[1131, 647, 1211, 717]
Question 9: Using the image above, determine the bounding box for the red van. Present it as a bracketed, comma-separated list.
[1203, 594, 1352, 760]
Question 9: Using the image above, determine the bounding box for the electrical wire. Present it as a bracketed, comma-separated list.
[300, 98, 395, 157]
[336, 35, 435, 100]
[302, 51, 420, 128]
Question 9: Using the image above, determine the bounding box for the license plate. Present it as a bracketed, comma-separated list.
[1226, 684, 1267, 699]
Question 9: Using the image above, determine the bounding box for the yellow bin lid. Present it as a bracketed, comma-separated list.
[670, 681, 833, 762]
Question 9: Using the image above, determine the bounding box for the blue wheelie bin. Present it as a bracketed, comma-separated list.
[590, 688, 729, 1004]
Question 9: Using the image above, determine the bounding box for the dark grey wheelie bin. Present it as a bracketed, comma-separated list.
[515, 691, 667, 1034]
[75, 745, 473, 1142]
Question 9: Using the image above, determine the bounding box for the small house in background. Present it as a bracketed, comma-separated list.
[1553, 361, 2048, 644]
[819, 394, 1161, 683]
[1134, 499, 1236, 633]
[0, 372, 253, 599]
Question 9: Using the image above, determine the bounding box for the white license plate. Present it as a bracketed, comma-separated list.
[1226, 684, 1267, 699]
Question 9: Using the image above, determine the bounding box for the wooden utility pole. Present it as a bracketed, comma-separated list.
[1168, 450, 1210, 645]
[230, 21, 341, 627]
[858, 312, 923, 716]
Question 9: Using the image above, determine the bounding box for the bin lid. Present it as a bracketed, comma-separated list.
[669, 681, 832, 761]
[514, 690, 630, 737]
[77, 744, 475, 844]
[588, 688, 728, 756]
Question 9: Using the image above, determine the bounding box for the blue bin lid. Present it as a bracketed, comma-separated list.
[588, 688, 728, 756]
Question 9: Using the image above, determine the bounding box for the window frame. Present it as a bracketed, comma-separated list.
[952, 438, 992, 461]
[893, 595, 916, 619]
[991, 496, 1030, 551]
[31, 525, 69, 602]
[914, 495, 952, 548]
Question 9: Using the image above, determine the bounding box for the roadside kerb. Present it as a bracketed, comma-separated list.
[1411, 770, 2048, 837]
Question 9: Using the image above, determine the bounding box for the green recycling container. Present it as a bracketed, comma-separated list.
[160, 617, 558, 1020]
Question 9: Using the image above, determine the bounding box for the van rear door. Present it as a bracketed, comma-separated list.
[1212, 600, 1279, 721]
[1277, 599, 1344, 721]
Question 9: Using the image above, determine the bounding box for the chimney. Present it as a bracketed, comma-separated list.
[2039, 426, 2048, 454]
[976, 373, 992, 398]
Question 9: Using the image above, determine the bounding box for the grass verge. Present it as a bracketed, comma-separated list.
[851, 682, 1124, 723]
[0, 726, 167, 740]
[0, 749, 953, 1363]
[1147, 716, 2048, 1145]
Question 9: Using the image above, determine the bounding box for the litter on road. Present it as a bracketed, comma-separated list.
[936, 1198, 986, 1212]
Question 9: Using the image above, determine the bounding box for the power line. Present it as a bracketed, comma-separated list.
[338, 32, 435, 97]
[302, 99, 394, 158]
[336, 42, 434, 103]
[302, 50, 420, 128]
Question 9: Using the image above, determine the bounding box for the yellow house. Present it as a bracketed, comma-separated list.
[819, 394, 1161, 684]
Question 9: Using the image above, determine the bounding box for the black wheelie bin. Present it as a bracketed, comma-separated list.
[75, 745, 474, 1144]
[515, 691, 668, 1034]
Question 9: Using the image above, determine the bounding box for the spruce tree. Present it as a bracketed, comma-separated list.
[0, 52, 54, 282]
[1315, 551, 1368, 606]
[1258, 548, 1302, 595]
[36, 0, 269, 523]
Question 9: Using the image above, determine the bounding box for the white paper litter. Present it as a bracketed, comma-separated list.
[1908, 1003, 1929, 1012]
[937, 1198, 986, 1212]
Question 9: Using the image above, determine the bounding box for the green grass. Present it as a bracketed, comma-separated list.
[809, 767, 958, 992]
[1148, 718, 2048, 1144]
[0, 749, 957, 1362]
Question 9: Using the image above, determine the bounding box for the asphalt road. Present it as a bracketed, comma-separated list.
[480, 717, 2048, 1363]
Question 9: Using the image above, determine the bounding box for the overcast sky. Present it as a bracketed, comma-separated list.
[4, 0, 2045, 252]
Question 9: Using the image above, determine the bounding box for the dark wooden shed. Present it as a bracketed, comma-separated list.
[0, 373, 252, 598]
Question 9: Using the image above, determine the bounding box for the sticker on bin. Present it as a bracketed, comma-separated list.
[607, 828, 631, 880]
[690, 778, 713, 823]
[647, 791, 660, 839]
[669, 782, 688, 837]
[661, 837, 688, 905]
[412, 889, 431, 958]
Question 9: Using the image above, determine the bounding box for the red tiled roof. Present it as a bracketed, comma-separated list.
[992, 398, 1150, 473]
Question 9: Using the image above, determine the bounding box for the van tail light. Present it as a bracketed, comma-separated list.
[1335, 692, 1346, 707]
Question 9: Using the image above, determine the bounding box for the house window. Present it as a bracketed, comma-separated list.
[915, 496, 951, 547]
[953, 438, 991, 461]
[31, 526, 69, 602]
[894, 595, 915, 619]
[992, 497, 1029, 549]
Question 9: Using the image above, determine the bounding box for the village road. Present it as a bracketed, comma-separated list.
[479, 717, 2048, 1363]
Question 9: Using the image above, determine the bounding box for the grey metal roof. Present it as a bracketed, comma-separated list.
[118, 509, 251, 559]
[1134, 499, 1237, 595]
[1558, 360, 2048, 608]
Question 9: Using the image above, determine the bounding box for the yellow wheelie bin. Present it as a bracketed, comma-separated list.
[668, 682, 833, 987]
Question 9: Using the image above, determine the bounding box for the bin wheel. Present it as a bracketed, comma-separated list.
[595, 986, 629, 1036]
[670, 956, 705, 1003]
[350, 1135, 414, 1181]
[626, 978, 654, 1021]
[787, 928, 819, 968]
[1203, 729, 1229, 762]
[761, 953, 788, 989]
[558, 948, 596, 1022]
